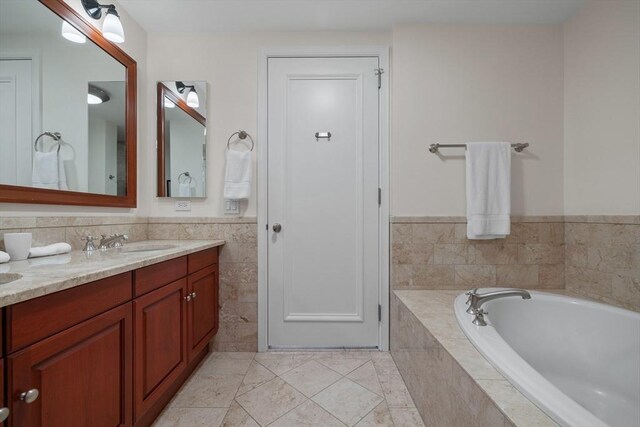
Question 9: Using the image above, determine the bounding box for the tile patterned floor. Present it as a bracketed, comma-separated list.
[154, 351, 425, 427]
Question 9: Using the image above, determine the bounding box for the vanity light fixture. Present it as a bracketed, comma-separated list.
[81, 0, 125, 44]
[61, 21, 86, 43]
[176, 81, 199, 108]
[87, 85, 110, 105]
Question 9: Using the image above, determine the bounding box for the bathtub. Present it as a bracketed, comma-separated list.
[454, 289, 640, 427]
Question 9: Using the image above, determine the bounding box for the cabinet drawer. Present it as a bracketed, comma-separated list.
[188, 247, 218, 274]
[134, 256, 187, 296]
[6, 272, 132, 353]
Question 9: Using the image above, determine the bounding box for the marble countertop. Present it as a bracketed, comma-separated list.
[393, 289, 559, 427]
[0, 240, 225, 307]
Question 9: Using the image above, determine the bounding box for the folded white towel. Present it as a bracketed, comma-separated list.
[466, 142, 511, 240]
[28, 242, 72, 258]
[224, 149, 252, 200]
[32, 151, 68, 190]
[178, 182, 192, 197]
[0, 251, 9, 263]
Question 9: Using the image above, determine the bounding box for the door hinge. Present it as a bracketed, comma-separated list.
[378, 188, 382, 206]
[374, 68, 384, 89]
[378, 304, 382, 322]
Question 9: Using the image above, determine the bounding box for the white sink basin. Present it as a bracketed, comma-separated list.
[118, 244, 177, 253]
[0, 273, 22, 285]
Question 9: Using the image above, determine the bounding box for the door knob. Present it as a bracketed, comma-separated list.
[19, 389, 39, 404]
[272, 223, 282, 233]
[0, 407, 9, 422]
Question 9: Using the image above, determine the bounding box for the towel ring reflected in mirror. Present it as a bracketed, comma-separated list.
[34, 132, 63, 153]
[178, 171, 194, 185]
[227, 130, 254, 151]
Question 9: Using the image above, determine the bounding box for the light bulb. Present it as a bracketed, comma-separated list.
[62, 21, 86, 43]
[87, 93, 103, 104]
[102, 8, 125, 44]
[187, 89, 199, 108]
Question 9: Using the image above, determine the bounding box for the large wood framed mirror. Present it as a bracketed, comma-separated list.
[0, 0, 137, 207]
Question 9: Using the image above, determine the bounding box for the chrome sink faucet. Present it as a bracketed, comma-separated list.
[465, 288, 531, 326]
[98, 233, 129, 249]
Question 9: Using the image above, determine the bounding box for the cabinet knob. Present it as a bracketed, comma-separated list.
[184, 294, 191, 302]
[191, 292, 197, 300]
[19, 389, 39, 404]
[0, 407, 9, 422]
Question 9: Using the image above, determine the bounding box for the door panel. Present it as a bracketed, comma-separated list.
[133, 278, 187, 422]
[267, 57, 380, 348]
[8, 303, 132, 427]
[187, 264, 218, 362]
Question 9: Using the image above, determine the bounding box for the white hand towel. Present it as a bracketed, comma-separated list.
[28, 253, 71, 267]
[178, 182, 191, 197]
[224, 150, 252, 200]
[0, 251, 9, 263]
[32, 151, 59, 189]
[28, 242, 72, 258]
[466, 142, 511, 240]
[32, 151, 68, 190]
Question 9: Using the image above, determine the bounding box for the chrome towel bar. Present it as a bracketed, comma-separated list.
[429, 142, 529, 154]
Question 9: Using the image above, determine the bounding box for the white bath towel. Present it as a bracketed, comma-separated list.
[466, 142, 511, 239]
[178, 182, 192, 197]
[32, 151, 68, 190]
[28, 242, 72, 258]
[0, 251, 9, 263]
[224, 150, 252, 200]
[28, 253, 71, 267]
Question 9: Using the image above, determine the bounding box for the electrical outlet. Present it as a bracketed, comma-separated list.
[174, 200, 191, 211]
[224, 199, 240, 215]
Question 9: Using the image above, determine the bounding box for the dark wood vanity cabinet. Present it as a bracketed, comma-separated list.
[1, 246, 220, 427]
[8, 304, 132, 427]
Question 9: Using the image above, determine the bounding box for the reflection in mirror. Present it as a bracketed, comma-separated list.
[157, 81, 207, 198]
[0, 0, 127, 196]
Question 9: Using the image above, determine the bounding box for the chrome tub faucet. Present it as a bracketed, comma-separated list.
[465, 288, 531, 326]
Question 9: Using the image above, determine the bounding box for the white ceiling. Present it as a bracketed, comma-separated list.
[117, 0, 586, 33]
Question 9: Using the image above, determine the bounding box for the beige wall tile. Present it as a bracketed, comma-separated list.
[434, 244, 475, 265]
[518, 243, 564, 265]
[496, 265, 538, 287]
[454, 265, 496, 287]
[612, 269, 640, 310]
[474, 243, 518, 265]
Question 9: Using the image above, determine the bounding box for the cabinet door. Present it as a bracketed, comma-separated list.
[187, 264, 219, 362]
[133, 278, 188, 423]
[8, 303, 132, 427]
[0, 358, 7, 426]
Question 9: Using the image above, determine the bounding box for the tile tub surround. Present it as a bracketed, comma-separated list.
[390, 290, 557, 427]
[0, 240, 224, 307]
[391, 217, 566, 291]
[564, 217, 640, 312]
[0, 216, 148, 251]
[148, 217, 259, 352]
[154, 350, 424, 427]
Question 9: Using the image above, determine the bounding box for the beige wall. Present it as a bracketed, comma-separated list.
[392, 24, 564, 216]
[0, 0, 147, 217]
[144, 31, 390, 217]
[563, 0, 640, 215]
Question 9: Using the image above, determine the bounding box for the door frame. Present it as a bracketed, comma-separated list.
[257, 46, 390, 352]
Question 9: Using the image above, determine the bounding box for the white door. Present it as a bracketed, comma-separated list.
[267, 57, 380, 348]
[0, 59, 33, 186]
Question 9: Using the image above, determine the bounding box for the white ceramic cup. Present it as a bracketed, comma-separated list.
[3, 232, 32, 261]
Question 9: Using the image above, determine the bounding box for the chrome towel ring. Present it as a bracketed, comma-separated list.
[227, 130, 254, 151]
[34, 132, 62, 153]
[178, 171, 194, 184]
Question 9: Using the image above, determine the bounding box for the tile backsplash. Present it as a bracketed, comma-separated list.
[564, 218, 639, 312]
[391, 217, 565, 291]
[392, 216, 639, 312]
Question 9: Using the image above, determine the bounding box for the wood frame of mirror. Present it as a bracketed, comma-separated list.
[156, 82, 206, 197]
[0, 0, 137, 208]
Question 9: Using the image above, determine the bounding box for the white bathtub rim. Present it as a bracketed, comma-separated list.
[454, 289, 611, 427]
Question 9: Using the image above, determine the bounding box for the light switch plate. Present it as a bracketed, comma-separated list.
[174, 200, 191, 211]
[225, 199, 240, 215]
